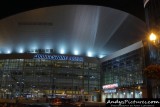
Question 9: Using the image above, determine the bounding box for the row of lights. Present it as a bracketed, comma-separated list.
[108, 91, 142, 95]
[0, 32, 156, 57]
[0, 48, 105, 58]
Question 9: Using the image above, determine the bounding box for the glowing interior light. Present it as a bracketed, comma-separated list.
[139, 92, 142, 94]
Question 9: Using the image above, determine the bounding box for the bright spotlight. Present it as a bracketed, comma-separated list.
[99, 55, 105, 58]
[74, 50, 79, 55]
[7, 50, 11, 54]
[60, 49, 65, 54]
[19, 49, 24, 53]
[87, 51, 93, 57]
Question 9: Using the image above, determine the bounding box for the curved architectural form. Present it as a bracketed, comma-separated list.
[0, 4, 147, 103]
[0, 5, 146, 57]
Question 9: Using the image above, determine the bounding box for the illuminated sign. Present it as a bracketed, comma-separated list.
[102, 83, 118, 90]
[104, 89, 116, 93]
[33, 54, 83, 62]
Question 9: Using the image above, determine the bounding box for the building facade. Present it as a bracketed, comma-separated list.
[0, 53, 101, 101]
[0, 41, 157, 102]
[101, 41, 148, 101]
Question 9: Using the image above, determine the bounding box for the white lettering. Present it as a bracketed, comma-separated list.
[33, 54, 83, 62]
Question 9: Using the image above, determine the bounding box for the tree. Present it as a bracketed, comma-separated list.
[143, 64, 160, 79]
[143, 64, 160, 98]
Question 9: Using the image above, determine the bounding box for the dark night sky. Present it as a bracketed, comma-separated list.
[0, 0, 145, 21]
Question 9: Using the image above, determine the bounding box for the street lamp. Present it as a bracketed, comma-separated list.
[146, 32, 160, 98]
[149, 33, 157, 42]
[149, 32, 160, 47]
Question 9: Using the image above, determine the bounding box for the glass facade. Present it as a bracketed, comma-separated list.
[0, 46, 152, 102]
[0, 54, 100, 101]
[101, 48, 146, 101]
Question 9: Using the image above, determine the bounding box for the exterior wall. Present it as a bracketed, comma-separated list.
[101, 48, 147, 101]
[0, 54, 101, 101]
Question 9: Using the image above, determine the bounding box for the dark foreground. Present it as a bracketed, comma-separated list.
[0, 102, 106, 107]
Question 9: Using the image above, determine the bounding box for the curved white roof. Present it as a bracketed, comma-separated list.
[0, 5, 146, 57]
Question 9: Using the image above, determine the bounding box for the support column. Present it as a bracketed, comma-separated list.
[144, 0, 160, 98]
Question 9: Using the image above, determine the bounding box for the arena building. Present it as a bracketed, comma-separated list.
[0, 0, 156, 102]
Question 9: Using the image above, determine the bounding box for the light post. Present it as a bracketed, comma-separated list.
[149, 33, 157, 43]
[143, 0, 160, 98]
[149, 32, 160, 46]
[145, 32, 160, 98]
[149, 31, 160, 46]
[147, 32, 159, 64]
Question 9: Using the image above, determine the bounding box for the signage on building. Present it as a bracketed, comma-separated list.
[104, 89, 116, 93]
[80, 89, 84, 94]
[33, 54, 83, 62]
[102, 83, 118, 90]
